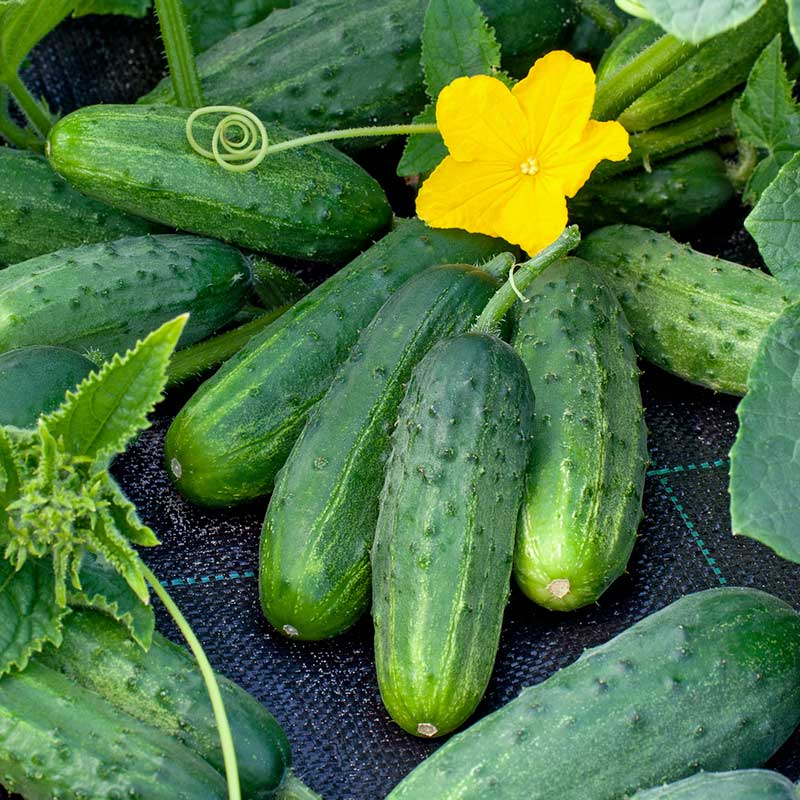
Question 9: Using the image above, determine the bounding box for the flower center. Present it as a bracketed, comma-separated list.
[520, 156, 539, 176]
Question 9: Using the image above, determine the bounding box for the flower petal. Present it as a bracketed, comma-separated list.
[416, 155, 522, 238]
[512, 51, 598, 156]
[436, 75, 528, 164]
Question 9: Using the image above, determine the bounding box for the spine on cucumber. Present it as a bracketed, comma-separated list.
[632, 770, 800, 799]
[387, 588, 800, 798]
[512, 258, 647, 611]
[165, 219, 509, 507]
[576, 225, 788, 395]
[260, 260, 504, 641]
[372, 332, 534, 738]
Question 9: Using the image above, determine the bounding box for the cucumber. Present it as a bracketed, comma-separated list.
[633, 770, 799, 799]
[512, 258, 647, 611]
[576, 225, 788, 395]
[0, 147, 158, 269]
[165, 219, 508, 507]
[569, 150, 734, 235]
[260, 259, 506, 641]
[595, 20, 664, 87]
[0, 234, 251, 360]
[35, 609, 291, 799]
[0, 660, 227, 799]
[0, 346, 95, 428]
[46, 104, 391, 263]
[140, 0, 575, 150]
[387, 587, 800, 798]
[372, 332, 535, 738]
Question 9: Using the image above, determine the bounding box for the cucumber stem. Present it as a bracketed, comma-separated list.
[473, 226, 581, 334]
[277, 772, 323, 800]
[574, 0, 625, 36]
[478, 252, 517, 280]
[0, 89, 43, 151]
[154, 0, 204, 108]
[264, 123, 440, 154]
[3, 73, 53, 137]
[141, 563, 241, 800]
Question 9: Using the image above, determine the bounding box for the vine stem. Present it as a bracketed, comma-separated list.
[574, 0, 625, 36]
[3, 73, 53, 137]
[154, 0, 204, 108]
[265, 123, 440, 155]
[0, 91, 43, 151]
[141, 563, 241, 800]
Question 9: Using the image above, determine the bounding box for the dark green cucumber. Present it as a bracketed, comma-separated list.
[140, 0, 575, 149]
[165, 219, 508, 507]
[387, 587, 800, 798]
[0, 147, 158, 269]
[46, 104, 391, 263]
[633, 770, 799, 799]
[35, 609, 291, 799]
[577, 226, 788, 395]
[372, 332, 534, 738]
[0, 660, 227, 799]
[595, 20, 664, 87]
[512, 258, 646, 611]
[569, 149, 734, 235]
[0, 234, 251, 359]
[0, 346, 95, 428]
[260, 260, 505, 641]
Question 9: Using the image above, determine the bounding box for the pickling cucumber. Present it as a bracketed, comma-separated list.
[632, 770, 799, 799]
[512, 258, 647, 611]
[0, 234, 251, 359]
[576, 225, 788, 395]
[165, 219, 507, 507]
[387, 587, 800, 798]
[260, 258, 506, 641]
[46, 104, 391, 263]
[372, 332, 535, 738]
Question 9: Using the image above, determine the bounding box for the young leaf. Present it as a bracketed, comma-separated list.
[730, 301, 800, 563]
[43, 315, 187, 463]
[397, 104, 448, 177]
[0, 427, 21, 534]
[102, 474, 160, 548]
[89, 509, 150, 604]
[72, 0, 152, 16]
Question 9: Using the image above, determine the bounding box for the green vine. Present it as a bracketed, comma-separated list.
[154, 0, 204, 108]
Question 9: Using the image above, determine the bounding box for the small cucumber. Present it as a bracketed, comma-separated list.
[387, 588, 800, 799]
[512, 258, 647, 611]
[0, 234, 251, 360]
[0, 147, 158, 269]
[633, 770, 799, 799]
[0, 346, 95, 428]
[372, 332, 534, 738]
[576, 225, 788, 395]
[165, 219, 508, 507]
[46, 104, 391, 263]
[260, 260, 505, 641]
[595, 20, 664, 87]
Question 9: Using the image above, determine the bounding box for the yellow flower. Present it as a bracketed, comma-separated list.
[415, 50, 630, 256]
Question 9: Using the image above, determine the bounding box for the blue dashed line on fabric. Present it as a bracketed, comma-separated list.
[647, 457, 729, 477]
[158, 569, 256, 587]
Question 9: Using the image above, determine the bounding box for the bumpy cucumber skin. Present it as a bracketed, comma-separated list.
[512, 258, 646, 611]
[0, 148, 157, 269]
[632, 770, 799, 799]
[0, 660, 227, 799]
[165, 220, 507, 507]
[47, 104, 391, 263]
[372, 333, 534, 738]
[577, 225, 787, 395]
[387, 587, 800, 799]
[260, 264, 500, 641]
[569, 150, 734, 235]
[0, 346, 95, 428]
[0, 234, 251, 359]
[141, 0, 574, 148]
[35, 609, 290, 799]
[595, 20, 663, 86]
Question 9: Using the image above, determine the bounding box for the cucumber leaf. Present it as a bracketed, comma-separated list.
[730, 301, 800, 563]
[733, 36, 800, 204]
[72, 0, 151, 16]
[397, 104, 448, 178]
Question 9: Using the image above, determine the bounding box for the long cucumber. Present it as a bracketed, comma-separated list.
[632, 770, 799, 799]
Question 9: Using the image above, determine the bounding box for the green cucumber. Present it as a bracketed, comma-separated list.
[512, 258, 647, 611]
[595, 20, 664, 87]
[0, 147, 158, 269]
[633, 770, 799, 799]
[577, 225, 788, 395]
[0, 346, 95, 428]
[35, 609, 292, 799]
[0, 660, 228, 799]
[569, 150, 734, 235]
[387, 587, 800, 798]
[46, 104, 391, 263]
[0, 234, 251, 360]
[372, 332, 535, 738]
[260, 258, 507, 641]
[165, 219, 508, 507]
[140, 0, 575, 149]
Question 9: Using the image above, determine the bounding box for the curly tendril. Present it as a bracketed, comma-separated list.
[508, 263, 530, 304]
[186, 106, 269, 173]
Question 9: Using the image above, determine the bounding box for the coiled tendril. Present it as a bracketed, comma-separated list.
[186, 106, 269, 172]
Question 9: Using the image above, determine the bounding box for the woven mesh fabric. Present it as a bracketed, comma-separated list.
[6, 10, 800, 799]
